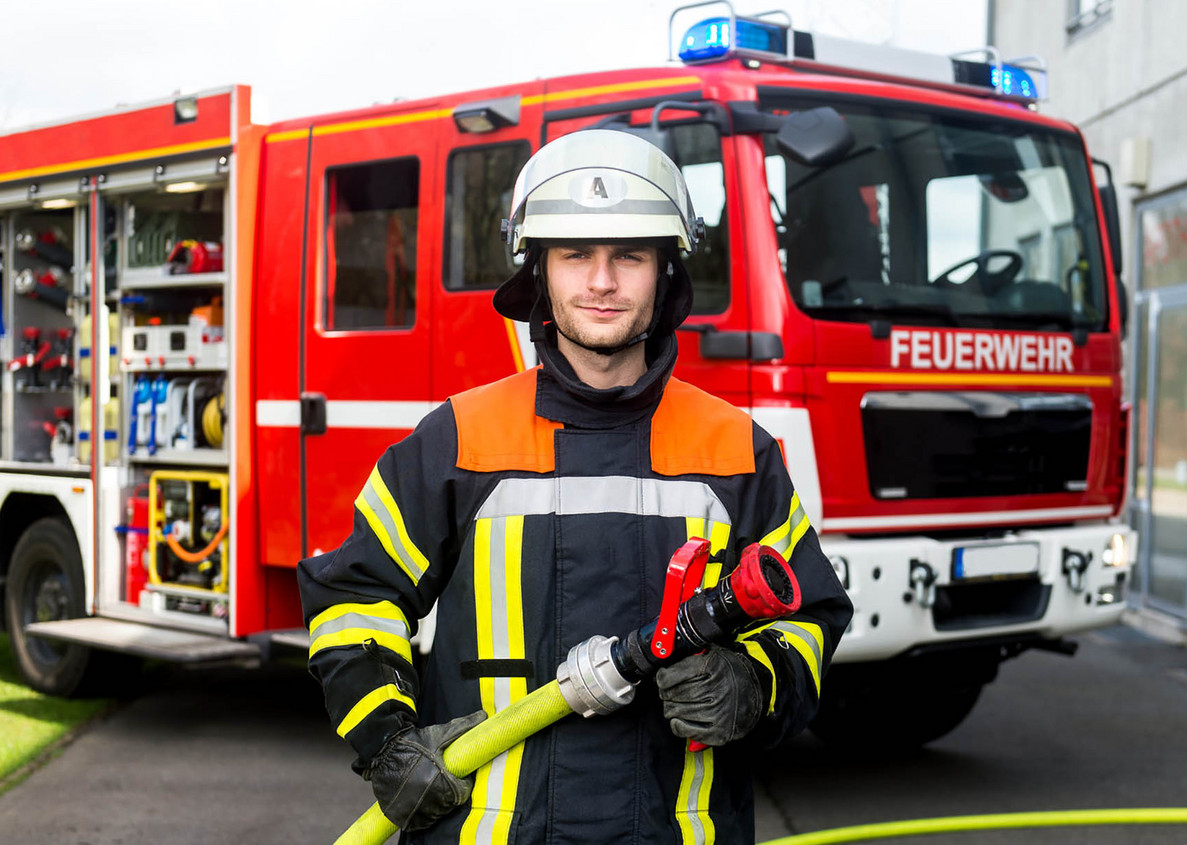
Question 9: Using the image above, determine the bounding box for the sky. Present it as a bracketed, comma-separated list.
[0, 0, 986, 131]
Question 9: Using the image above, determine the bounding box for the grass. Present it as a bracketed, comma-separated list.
[0, 633, 110, 792]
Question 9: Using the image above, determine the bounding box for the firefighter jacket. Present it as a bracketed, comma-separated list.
[298, 331, 853, 845]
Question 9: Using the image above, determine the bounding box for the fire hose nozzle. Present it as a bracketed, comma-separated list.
[731, 543, 802, 618]
[556, 635, 635, 718]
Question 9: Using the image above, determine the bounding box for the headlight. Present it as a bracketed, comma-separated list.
[828, 555, 850, 589]
[1103, 533, 1128, 567]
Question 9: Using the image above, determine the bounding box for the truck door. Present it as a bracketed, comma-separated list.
[300, 112, 439, 557]
[430, 94, 540, 398]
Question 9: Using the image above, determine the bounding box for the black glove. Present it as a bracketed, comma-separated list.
[365, 710, 487, 830]
[655, 646, 763, 747]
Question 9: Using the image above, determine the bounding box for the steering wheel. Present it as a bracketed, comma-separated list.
[932, 249, 1024, 294]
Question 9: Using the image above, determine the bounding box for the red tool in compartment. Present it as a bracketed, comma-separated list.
[121, 490, 151, 604]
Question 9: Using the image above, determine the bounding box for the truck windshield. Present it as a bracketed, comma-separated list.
[762, 96, 1108, 332]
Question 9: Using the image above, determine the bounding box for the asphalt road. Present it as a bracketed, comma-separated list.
[755, 622, 1187, 844]
[0, 624, 1184, 844]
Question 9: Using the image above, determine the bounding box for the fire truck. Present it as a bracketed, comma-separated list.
[0, 4, 1135, 748]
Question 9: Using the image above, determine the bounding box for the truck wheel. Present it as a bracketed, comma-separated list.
[4, 517, 96, 697]
[809, 681, 983, 751]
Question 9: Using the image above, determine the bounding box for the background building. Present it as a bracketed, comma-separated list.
[991, 0, 1187, 637]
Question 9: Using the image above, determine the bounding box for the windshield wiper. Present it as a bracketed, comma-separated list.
[807, 301, 965, 328]
[986, 311, 1085, 331]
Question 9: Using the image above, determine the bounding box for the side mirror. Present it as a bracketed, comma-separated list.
[1094, 160, 1128, 337]
[775, 107, 855, 167]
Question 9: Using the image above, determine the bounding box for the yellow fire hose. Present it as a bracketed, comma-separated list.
[335, 675, 1187, 845]
[763, 807, 1187, 844]
[336, 680, 573, 845]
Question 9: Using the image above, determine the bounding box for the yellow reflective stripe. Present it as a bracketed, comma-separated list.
[675, 748, 716, 844]
[355, 466, 430, 585]
[738, 619, 824, 704]
[308, 600, 413, 663]
[761, 492, 811, 560]
[309, 629, 412, 664]
[740, 640, 778, 715]
[678, 511, 724, 844]
[336, 683, 415, 738]
[474, 518, 496, 713]
[773, 621, 824, 697]
[461, 516, 527, 845]
[684, 519, 731, 590]
[705, 521, 730, 588]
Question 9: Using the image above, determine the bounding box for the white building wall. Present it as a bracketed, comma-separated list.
[990, 0, 1187, 291]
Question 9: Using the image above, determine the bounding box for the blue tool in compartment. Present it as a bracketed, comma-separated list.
[148, 374, 169, 455]
[128, 374, 152, 455]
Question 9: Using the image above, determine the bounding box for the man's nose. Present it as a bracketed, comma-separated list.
[588, 255, 618, 292]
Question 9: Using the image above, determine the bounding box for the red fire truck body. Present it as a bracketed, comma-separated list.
[0, 12, 1135, 745]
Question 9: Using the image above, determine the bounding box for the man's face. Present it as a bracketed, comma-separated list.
[544, 243, 659, 353]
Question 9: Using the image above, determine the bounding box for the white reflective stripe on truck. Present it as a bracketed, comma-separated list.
[255, 400, 438, 430]
[823, 505, 1115, 532]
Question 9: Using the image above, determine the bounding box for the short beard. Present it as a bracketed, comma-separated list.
[551, 306, 652, 353]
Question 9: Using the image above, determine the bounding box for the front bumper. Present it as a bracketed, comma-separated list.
[823, 522, 1136, 663]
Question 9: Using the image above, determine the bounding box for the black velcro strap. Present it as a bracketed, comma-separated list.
[460, 659, 535, 679]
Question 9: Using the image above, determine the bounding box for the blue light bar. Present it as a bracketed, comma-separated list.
[952, 56, 1048, 101]
[679, 16, 789, 64]
[992, 64, 1041, 99]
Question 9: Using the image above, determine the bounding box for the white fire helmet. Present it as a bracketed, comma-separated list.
[501, 129, 704, 254]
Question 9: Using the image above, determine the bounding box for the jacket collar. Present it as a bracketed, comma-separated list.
[534, 326, 677, 428]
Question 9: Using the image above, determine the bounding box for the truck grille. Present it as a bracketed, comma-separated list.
[861, 392, 1092, 500]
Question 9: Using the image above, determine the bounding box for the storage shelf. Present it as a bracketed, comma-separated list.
[0, 460, 89, 477]
[120, 359, 227, 374]
[127, 448, 228, 467]
[119, 268, 227, 289]
[14, 384, 74, 394]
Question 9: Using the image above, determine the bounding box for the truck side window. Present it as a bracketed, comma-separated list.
[324, 158, 419, 330]
[444, 142, 530, 290]
[669, 122, 729, 314]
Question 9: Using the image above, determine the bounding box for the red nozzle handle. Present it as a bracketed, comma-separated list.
[651, 538, 711, 660]
[732, 543, 800, 619]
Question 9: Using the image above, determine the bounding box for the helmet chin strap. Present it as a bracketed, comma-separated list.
[536, 260, 673, 357]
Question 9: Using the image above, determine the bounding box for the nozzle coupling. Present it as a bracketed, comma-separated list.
[556, 635, 635, 718]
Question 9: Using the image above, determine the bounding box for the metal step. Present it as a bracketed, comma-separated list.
[268, 628, 311, 651]
[24, 617, 261, 663]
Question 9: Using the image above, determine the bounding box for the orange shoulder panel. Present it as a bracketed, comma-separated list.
[651, 378, 755, 477]
[451, 368, 561, 473]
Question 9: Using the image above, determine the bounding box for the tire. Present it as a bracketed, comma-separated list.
[809, 680, 983, 751]
[4, 516, 99, 696]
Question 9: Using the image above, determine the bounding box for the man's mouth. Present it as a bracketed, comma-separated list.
[577, 303, 627, 316]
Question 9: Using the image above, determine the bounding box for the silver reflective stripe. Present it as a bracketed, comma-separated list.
[476, 752, 510, 843]
[772, 621, 823, 668]
[313, 612, 409, 642]
[360, 481, 426, 582]
[476, 476, 730, 523]
[524, 198, 677, 216]
[682, 751, 709, 844]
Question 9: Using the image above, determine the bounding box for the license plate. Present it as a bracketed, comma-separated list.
[951, 542, 1040, 581]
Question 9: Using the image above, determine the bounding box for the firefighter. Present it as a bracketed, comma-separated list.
[298, 129, 853, 844]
